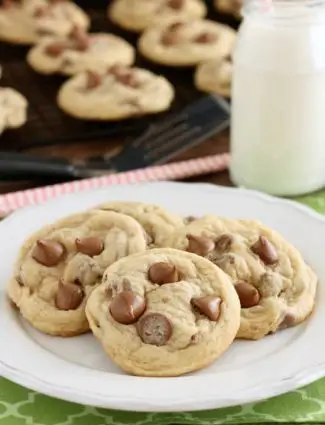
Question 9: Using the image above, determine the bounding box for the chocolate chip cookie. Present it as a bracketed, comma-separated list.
[166, 216, 318, 340]
[109, 0, 207, 33]
[0, 0, 90, 45]
[27, 29, 135, 75]
[138, 19, 236, 67]
[95, 201, 183, 247]
[57, 65, 175, 120]
[86, 248, 241, 376]
[7, 210, 148, 336]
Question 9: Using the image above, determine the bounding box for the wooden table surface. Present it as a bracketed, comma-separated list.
[0, 129, 232, 195]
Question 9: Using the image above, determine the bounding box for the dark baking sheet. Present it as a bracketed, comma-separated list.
[0, 0, 238, 152]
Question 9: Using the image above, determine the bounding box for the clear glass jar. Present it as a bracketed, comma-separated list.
[230, 0, 325, 196]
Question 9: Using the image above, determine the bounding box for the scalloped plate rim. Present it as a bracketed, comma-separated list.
[0, 181, 324, 412]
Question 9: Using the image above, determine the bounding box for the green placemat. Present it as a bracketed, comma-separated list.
[1, 190, 325, 425]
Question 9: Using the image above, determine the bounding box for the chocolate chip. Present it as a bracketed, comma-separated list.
[44, 42, 66, 57]
[167, 0, 184, 9]
[161, 32, 179, 46]
[55, 281, 84, 311]
[191, 295, 222, 321]
[191, 333, 199, 343]
[75, 236, 104, 257]
[184, 216, 197, 224]
[70, 26, 90, 51]
[215, 234, 233, 252]
[194, 32, 217, 43]
[109, 291, 146, 325]
[148, 262, 179, 285]
[85, 70, 102, 89]
[137, 313, 172, 346]
[107, 66, 139, 87]
[116, 73, 139, 88]
[33, 6, 47, 17]
[251, 236, 278, 265]
[224, 53, 232, 63]
[186, 234, 215, 256]
[107, 65, 140, 88]
[32, 239, 65, 267]
[161, 22, 183, 45]
[235, 281, 260, 308]
[74, 36, 90, 51]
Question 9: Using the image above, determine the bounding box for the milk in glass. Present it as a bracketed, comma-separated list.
[230, 0, 325, 196]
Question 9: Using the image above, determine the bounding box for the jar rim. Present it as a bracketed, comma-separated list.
[242, 0, 325, 21]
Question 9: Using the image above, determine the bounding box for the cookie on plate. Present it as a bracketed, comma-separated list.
[109, 0, 207, 33]
[0, 87, 28, 135]
[86, 248, 241, 377]
[57, 65, 175, 120]
[166, 216, 318, 340]
[138, 19, 236, 67]
[214, 0, 242, 19]
[7, 210, 148, 337]
[95, 201, 183, 247]
[27, 28, 135, 75]
[195, 54, 232, 98]
[0, 0, 90, 45]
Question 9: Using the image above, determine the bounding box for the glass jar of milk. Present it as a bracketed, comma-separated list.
[230, 0, 325, 196]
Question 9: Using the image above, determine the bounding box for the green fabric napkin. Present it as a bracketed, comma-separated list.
[1, 190, 325, 425]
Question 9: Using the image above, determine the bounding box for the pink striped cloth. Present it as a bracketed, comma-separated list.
[0, 153, 230, 215]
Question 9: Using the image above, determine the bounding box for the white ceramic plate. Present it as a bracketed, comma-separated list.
[0, 182, 324, 412]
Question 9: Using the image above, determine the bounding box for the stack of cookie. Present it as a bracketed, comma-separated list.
[0, 0, 239, 129]
[8, 200, 318, 377]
